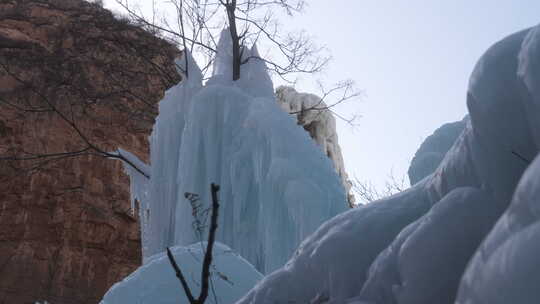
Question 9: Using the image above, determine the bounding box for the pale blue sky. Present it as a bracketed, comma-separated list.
[284, 1, 540, 190]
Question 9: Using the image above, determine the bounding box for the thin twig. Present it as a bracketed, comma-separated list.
[512, 150, 531, 164]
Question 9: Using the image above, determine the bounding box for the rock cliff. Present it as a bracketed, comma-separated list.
[0, 0, 179, 303]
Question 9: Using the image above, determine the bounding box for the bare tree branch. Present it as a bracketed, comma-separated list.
[167, 247, 196, 303]
[166, 183, 221, 304]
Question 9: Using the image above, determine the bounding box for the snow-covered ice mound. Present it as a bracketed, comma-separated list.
[237, 24, 540, 304]
[408, 117, 467, 185]
[100, 242, 262, 304]
[456, 155, 540, 304]
[455, 24, 540, 304]
[123, 29, 347, 274]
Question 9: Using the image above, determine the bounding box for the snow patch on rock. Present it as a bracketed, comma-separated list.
[276, 86, 354, 205]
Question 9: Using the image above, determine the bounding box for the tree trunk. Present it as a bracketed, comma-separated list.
[225, 0, 241, 81]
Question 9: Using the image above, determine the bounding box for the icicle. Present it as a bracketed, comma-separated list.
[114, 148, 150, 213]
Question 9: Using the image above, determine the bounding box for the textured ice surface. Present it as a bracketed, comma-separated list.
[167, 83, 346, 273]
[122, 31, 347, 273]
[359, 187, 502, 304]
[100, 242, 262, 304]
[456, 156, 540, 304]
[236, 183, 433, 303]
[455, 25, 540, 304]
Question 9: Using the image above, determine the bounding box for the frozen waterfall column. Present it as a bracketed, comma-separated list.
[123, 50, 203, 260]
[126, 28, 347, 274]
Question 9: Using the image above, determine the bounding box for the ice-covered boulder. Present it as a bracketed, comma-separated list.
[359, 187, 503, 304]
[455, 25, 540, 304]
[276, 86, 354, 205]
[237, 24, 540, 304]
[236, 182, 433, 303]
[408, 118, 467, 185]
[123, 30, 347, 274]
[100, 242, 262, 304]
[455, 156, 540, 304]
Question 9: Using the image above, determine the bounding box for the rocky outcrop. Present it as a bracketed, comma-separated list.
[276, 86, 354, 206]
[0, 0, 180, 303]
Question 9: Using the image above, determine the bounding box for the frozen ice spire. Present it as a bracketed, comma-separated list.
[212, 28, 234, 79]
[176, 49, 203, 86]
[238, 43, 274, 98]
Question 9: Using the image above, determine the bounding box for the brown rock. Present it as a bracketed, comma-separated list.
[0, 0, 180, 303]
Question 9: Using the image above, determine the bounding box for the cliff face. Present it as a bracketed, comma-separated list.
[0, 1, 180, 303]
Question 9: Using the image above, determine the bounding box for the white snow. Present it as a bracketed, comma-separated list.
[237, 24, 540, 304]
[100, 242, 262, 304]
[276, 86, 354, 204]
[121, 29, 347, 274]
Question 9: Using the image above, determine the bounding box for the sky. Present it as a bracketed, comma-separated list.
[104, 0, 540, 192]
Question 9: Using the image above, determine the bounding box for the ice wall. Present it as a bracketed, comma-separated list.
[237, 25, 540, 304]
[123, 30, 347, 274]
[276, 86, 354, 205]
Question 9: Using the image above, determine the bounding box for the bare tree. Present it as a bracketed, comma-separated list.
[111, 0, 360, 124]
[0, 0, 184, 177]
[1, 0, 361, 178]
[113, 0, 331, 81]
[0, 61, 152, 178]
[287, 80, 362, 125]
[351, 172, 408, 205]
[167, 183, 221, 304]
